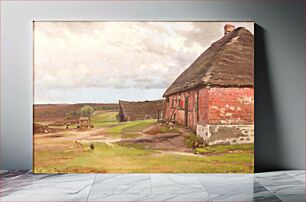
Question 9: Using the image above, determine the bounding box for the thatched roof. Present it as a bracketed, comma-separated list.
[163, 27, 254, 97]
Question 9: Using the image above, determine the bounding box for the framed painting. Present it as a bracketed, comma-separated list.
[33, 21, 254, 173]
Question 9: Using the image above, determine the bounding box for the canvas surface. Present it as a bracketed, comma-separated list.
[33, 21, 254, 173]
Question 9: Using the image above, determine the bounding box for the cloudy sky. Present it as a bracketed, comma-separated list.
[34, 21, 253, 104]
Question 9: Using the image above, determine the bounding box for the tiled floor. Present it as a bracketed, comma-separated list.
[0, 170, 305, 201]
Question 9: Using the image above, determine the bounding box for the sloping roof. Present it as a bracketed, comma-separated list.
[163, 27, 254, 97]
[119, 99, 165, 121]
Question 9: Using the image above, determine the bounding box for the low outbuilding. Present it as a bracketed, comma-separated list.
[79, 117, 90, 130]
[118, 100, 166, 122]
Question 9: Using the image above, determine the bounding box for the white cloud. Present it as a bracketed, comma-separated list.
[34, 21, 253, 103]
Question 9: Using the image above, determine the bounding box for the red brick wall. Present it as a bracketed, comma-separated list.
[165, 90, 198, 129]
[198, 88, 209, 124]
[207, 88, 254, 124]
[164, 87, 254, 129]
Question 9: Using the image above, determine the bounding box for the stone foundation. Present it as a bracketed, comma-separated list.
[196, 123, 254, 145]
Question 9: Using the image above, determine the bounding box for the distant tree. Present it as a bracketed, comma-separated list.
[80, 105, 95, 119]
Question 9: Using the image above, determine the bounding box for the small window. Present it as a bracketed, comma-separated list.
[195, 94, 199, 112]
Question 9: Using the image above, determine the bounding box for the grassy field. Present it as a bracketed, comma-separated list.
[34, 110, 254, 173]
[105, 119, 157, 134]
[91, 111, 118, 127]
[34, 142, 253, 173]
[194, 144, 253, 154]
[91, 111, 156, 133]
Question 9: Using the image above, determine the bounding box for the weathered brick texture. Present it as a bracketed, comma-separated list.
[165, 87, 254, 128]
[207, 88, 254, 124]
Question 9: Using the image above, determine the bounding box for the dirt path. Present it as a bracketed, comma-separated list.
[153, 150, 201, 157]
[35, 127, 108, 141]
[119, 132, 193, 153]
[35, 124, 194, 154]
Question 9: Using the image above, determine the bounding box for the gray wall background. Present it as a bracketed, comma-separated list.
[1, 0, 305, 171]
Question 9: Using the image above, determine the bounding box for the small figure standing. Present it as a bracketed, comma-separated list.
[65, 123, 70, 130]
[90, 143, 94, 150]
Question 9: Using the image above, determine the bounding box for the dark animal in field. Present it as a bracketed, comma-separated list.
[65, 122, 71, 130]
[90, 143, 94, 150]
[75, 140, 82, 148]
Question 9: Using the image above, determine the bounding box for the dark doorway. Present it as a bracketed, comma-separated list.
[184, 97, 189, 127]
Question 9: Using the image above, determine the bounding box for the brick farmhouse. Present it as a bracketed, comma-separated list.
[163, 25, 254, 145]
